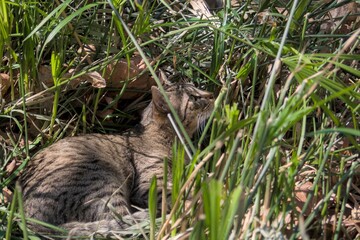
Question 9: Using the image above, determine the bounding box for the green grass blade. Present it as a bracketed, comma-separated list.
[39, 3, 100, 59]
[148, 176, 157, 240]
[23, 0, 72, 42]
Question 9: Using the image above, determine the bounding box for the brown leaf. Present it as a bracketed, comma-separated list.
[104, 56, 146, 88]
[38, 65, 54, 87]
[189, 0, 212, 18]
[5, 160, 17, 176]
[38, 55, 155, 99]
[352, 206, 360, 220]
[77, 44, 96, 56]
[39, 65, 106, 89]
[96, 108, 115, 120]
[294, 181, 321, 216]
[96, 96, 116, 119]
[321, 1, 360, 34]
[104, 55, 155, 99]
[1, 187, 12, 204]
[0, 73, 11, 96]
[80, 71, 106, 88]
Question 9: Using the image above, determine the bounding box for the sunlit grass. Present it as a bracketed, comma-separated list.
[1, 0, 359, 239]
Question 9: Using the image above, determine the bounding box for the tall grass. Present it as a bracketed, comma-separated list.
[1, 0, 359, 239]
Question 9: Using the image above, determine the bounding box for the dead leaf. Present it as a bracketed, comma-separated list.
[352, 206, 360, 220]
[38, 55, 155, 99]
[294, 181, 321, 216]
[5, 160, 17, 176]
[0, 73, 11, 96]
[39, 65, 106, 89]
[104, 56, 146, 88]
[104, 55, 155, 99]
[1, 187, 12, 204]
[38, 65, 54, 87]
[96, 96, 116, 119]
[320, 1, 360, 34]
[84, 72, 106, 88]
[77, 44, 96, 56]
[70, 71, 106, 89]
[189, 0, 212, 18]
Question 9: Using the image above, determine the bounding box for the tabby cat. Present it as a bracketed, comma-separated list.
[19, 76, 214, 239]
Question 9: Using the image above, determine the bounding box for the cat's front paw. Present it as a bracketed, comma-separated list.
[121, 210, 150, 227]
[65, 219, 119, 239]
[65, 212, 149, 239]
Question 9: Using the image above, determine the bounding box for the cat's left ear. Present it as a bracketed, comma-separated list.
[151, 86, 170, 114]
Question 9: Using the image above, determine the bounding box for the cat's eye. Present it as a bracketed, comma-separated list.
[190, 95, 202, 102]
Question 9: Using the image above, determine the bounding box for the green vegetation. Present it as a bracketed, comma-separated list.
[1, 0, 359, 239]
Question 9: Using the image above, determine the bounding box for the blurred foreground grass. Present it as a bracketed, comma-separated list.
[0, 0, 359, 239]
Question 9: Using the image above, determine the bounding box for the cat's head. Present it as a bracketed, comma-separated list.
[142, 75, 214, 138]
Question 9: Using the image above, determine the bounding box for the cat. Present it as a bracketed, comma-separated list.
[19, 73, 214, 239]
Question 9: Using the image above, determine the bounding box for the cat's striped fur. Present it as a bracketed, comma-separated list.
[19, 79, 214, 239]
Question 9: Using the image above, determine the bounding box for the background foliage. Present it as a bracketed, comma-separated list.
[0, 0, 359, 239]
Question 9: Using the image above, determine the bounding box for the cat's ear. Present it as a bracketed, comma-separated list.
[151, 86, 170, 114]
[159, 69, 171, 87]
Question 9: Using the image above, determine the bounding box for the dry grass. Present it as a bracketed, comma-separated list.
[1, 0, 360, 239]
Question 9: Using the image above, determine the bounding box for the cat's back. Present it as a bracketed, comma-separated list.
[20, 133, 136, 227]
[22, 133, 134, 177]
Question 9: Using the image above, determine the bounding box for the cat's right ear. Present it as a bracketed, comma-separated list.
[159, 70, 171, 87]
[151, 86, 170, 114]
